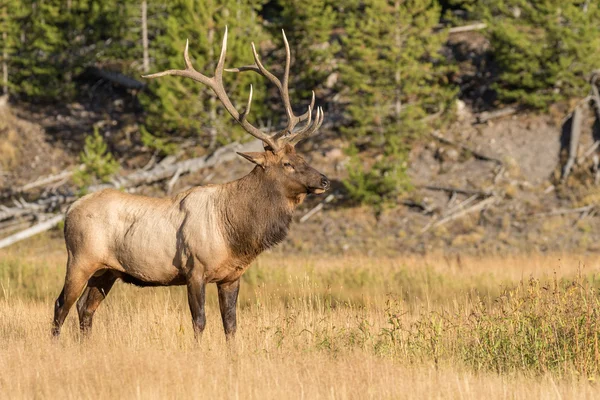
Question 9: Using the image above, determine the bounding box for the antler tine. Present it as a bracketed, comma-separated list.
[273, 104, 313, 141]
[214, 27, 228, 81]
[228, 30, 321, 144]
[143, 27, 279, 151]
[289, 106, 325, 146]
[297, 91, 316, 122]
[240, 84, 253, 121]
[250, 42, 282, 90]
[281, 29, 291, 107]
[183, 39, 193, 70]
[290, 105, 313, 137]
[143, 38, 212, 86]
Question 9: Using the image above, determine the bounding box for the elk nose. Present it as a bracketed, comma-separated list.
[320, 174, 330, 189]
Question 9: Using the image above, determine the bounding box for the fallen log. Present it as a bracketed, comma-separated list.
[421, 196, 498, 233]
[578, 140, 600, 164]
[442, 194, 479, 218]
[476, 107, 517, 124]
[534, 204, 595, 217]
[300, 194, 335, 223]
[89, 140, 259, 192]
[19, 168, 76, 192]
[422, 185, 493, 197]
[0, 194, 74, 222]
[87, 67, 145, 90]
[0, 214, 64, 250]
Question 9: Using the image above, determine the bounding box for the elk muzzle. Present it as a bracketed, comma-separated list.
[310, 174, 330, 194]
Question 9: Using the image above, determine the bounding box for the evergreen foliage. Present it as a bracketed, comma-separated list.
[72, 126, 120, 189]
[7, 0, 139, 100]
[140, 125, 178, 156]
[340, 0, 456, 204]
[471, 0, 600, 108]
[0, 0, 25, 95]
[139, 0, 269, 143]
[272, 0, 339, 101]
[2, 0, 600, 206]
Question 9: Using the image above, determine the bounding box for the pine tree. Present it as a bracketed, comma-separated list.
[471, 0, 600, 108]
[140, 0, 269, 145]
[272, 0, 339, 101]
[340, 0, 456, 205]
[6, 0, 140, 100]
[9, 1, 70, 99]
[72, 126, 120, 190]
[0, 0, 24, 95]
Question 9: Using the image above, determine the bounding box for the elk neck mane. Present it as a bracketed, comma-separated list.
[218, 166, 297, 260]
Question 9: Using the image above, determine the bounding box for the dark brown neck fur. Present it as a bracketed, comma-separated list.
[220, 167, 298, 261]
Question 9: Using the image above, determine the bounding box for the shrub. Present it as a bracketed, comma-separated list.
[72, 126, 120, 190]
[140, 125, 177, 157]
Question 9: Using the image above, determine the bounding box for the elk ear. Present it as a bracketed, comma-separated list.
[237, 152, 267, 168]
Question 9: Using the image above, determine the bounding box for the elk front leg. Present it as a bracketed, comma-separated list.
[217, 279, 240, 340]
[186, 273, 206, 339]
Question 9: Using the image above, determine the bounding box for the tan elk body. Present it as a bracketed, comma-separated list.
[52, 28, 329, 339]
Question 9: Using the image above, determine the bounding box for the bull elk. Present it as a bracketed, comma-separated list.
[52, 28, 329, 339]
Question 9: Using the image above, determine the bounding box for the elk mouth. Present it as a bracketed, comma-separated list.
[308, 175, 330, 194]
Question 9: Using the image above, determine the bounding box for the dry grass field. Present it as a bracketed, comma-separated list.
[2, 236, 600, 399]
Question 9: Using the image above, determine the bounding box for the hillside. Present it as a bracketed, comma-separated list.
[2, 93, 599, 256]
[2, 18, 600, 255]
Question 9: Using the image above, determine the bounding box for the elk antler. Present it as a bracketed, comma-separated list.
[142, 27, 279, 151]
[143, 28, 324, 151]
[226, 30, 324, 146]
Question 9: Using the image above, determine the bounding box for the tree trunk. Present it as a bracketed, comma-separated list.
[2, 31, 7, 95]
[141, 0, 149, 73]
[394, 1, 402, 128]
[2, 6, 7, 95]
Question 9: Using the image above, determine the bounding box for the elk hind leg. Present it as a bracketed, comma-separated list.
[52, 263, 96, 337]
[77, 270, 118, 334]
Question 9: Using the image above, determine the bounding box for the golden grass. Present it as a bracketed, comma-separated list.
[2, 237, 600, 399]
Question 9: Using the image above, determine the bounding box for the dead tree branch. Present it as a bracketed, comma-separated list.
[476, 107, 517, 124]
[0, 214, 64, 250]
[534, 204, 595, 217]
[91, 140, 256, 192]
[19, 168, 77, 192]
[87, 67, 145, 90]
[422, 185, 493, 197]
[448, 23, 487, 34]
[300, 194, 335, 223]
[421, 196, 498, 233]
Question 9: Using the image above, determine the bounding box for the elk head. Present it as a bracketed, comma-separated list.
[143, 27, 330, 197]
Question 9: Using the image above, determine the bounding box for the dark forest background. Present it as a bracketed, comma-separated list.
[1, 0, 599, 204]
